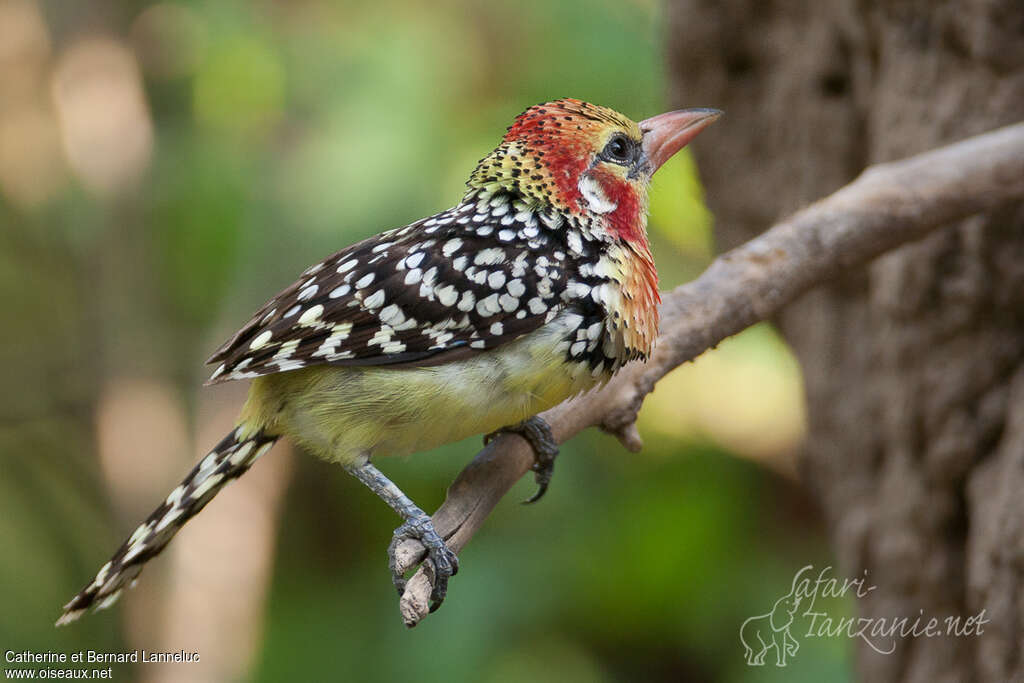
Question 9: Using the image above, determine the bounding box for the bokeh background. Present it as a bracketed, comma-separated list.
[1, 0, 850, 680]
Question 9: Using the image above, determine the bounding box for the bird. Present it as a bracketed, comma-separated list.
[56, 98, 720, 625]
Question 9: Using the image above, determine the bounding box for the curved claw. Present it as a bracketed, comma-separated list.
[386, 534, 409, 597]
[522, 469, 551, 505]
[386, 515, 458, 610]
[485, 416, 559, 504]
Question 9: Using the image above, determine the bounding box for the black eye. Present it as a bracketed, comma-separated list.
[603, 135, 633, 163]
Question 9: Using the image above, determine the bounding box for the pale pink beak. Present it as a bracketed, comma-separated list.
[640, 108, 721, 174]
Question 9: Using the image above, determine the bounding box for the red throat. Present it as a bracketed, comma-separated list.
[588, 167, 647, 243]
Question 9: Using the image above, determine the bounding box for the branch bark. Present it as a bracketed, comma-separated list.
[392, 122, 1024, 627]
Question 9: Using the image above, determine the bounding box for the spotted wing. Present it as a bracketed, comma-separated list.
[206, 200, 574, 383]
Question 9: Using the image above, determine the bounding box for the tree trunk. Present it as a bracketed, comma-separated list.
[665, 1, 1024, 680]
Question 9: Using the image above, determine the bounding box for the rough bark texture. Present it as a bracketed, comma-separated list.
[665, 0, 1024, 680]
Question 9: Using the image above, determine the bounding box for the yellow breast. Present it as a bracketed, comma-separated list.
[241, 309, 603, 464]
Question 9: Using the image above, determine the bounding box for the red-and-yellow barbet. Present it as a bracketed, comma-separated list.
[57, 98, 720, 625]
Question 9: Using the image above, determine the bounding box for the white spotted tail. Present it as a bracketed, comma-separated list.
[56, 426, 276, 626]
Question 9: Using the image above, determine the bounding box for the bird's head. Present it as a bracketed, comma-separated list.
[468, 98, 720, 244]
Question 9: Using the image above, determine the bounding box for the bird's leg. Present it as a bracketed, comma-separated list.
[344, 460, 458, 611]
[484, 416, 559, 504]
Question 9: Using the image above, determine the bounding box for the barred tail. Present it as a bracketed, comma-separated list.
[56, 424, 277, 626]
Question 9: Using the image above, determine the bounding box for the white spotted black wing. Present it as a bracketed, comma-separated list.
[206, 193, 591, 383]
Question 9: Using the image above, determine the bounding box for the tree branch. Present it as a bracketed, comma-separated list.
[392, 122, 1024, 626]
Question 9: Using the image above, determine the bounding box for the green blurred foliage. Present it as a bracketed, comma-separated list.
[0, 0, 853, 680]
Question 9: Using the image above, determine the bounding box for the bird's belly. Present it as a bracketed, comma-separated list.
[245, 311, 605, 463]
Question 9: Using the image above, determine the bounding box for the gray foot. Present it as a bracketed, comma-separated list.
[345, 460, 459, 613]
[485, 416, 559, 504]
[387, 513, 458, 612]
